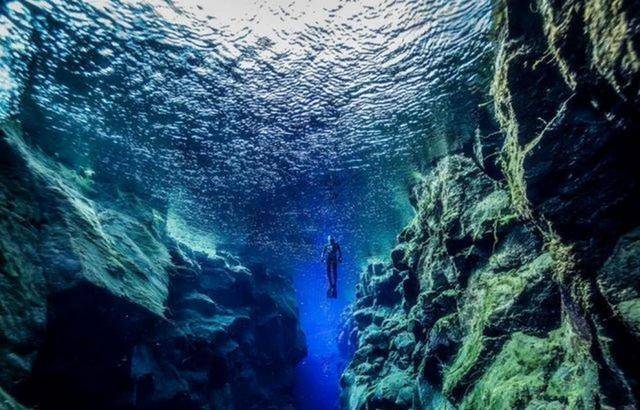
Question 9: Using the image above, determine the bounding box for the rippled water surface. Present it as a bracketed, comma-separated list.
[2, 0, 492, 261]
[2, 0, 493, 407]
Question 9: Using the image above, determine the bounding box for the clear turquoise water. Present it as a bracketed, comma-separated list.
[1, 0, 493, 407]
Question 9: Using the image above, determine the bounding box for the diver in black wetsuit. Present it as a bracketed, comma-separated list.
[321, 235, 342, 298]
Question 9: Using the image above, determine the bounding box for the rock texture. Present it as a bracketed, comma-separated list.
[342, 0, 640, 408]
[0, 122, 305, 409]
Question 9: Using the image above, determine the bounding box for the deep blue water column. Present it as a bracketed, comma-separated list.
[293, 254, 357, 410]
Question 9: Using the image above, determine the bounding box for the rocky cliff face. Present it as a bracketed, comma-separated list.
[341, 0, 640, 408]
[0, 122, 306, 410]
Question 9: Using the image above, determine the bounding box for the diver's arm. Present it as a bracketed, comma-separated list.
[337, 244, 343, 262]
[321, 245, 327, 261]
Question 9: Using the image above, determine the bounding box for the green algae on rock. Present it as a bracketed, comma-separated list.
[0, 387, 26, 410]
[460, 322, 598, 410]
[598, 227, 640, 337]
[341, 156, 563, 408]
[341, 0, 640, 408]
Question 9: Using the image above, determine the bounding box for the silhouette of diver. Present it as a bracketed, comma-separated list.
[321, 235, 342, 298]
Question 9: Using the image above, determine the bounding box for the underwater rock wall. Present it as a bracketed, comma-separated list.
[0, 122, 306, 410]
[341, 0, 640, 408]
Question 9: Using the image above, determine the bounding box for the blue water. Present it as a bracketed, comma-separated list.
[289, 209, 404, 408]
[293, 257, 355, 410]
[1, 0, 494, 407]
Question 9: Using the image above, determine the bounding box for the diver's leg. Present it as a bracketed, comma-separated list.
[333, 260, 338, 286]
[331, 260, 338, 297]
[326, 260, 333, 296]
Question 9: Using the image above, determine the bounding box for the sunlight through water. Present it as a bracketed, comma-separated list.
[2, 0, 494, 407]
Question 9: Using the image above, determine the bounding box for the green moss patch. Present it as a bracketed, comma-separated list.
[461, 322, 598, 410]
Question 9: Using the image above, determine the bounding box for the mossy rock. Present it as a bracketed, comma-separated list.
[598, 227, 640, 335]
[0, 387, 27, 410]
[461, 324, 598, 410]
[443, 252, 560, 399]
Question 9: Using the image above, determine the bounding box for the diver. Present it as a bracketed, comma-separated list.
[321, 235, 342, 298]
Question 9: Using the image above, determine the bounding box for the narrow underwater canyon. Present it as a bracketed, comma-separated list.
[1, 0, 640, 409]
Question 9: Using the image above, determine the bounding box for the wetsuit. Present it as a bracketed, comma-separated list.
[322, 241, 342, 298]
